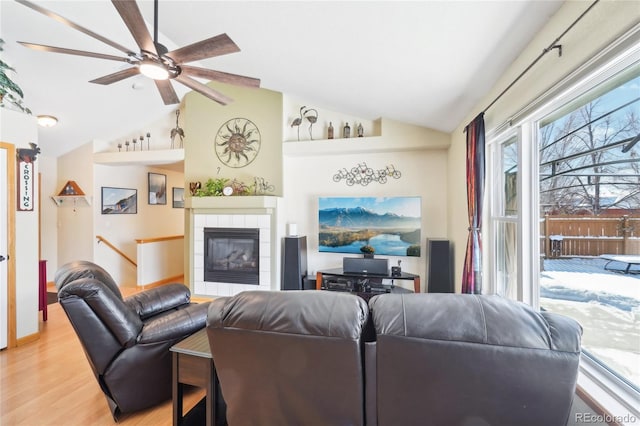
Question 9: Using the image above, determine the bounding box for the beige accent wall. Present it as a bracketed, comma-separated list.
[447, 1, 639, 292]
[183, 82, 284, 195]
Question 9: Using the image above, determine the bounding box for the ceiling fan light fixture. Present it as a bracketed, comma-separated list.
[37, 115, 58, 128]
[139, 59, 169, 80]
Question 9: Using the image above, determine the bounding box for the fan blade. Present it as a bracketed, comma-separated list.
[154, 80, 180, 105]
[90, 67, 140, 85]
[18, 42, 131, 62]
[180, 65, 260, 88]
[15, 0, 134, 56]
[112, 0, 156, 54]
[166, 34, 240, 64]
[175, 75, 232, 105]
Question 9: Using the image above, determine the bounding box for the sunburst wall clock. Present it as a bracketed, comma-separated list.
[215, 118, 261, 168]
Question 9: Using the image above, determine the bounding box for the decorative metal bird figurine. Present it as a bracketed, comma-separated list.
[303, 108, 318, 140]
[290, 106, 305, 141]
[170, 110, 185, 149]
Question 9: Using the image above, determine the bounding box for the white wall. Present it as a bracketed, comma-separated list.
[56, 143, 94, 268]
[0, 109, 39, 340]
[38, 156, 57, 279]
[447, 1, 640, 292]
[94, 163, 184, 285]
[283, 120, 450, 292]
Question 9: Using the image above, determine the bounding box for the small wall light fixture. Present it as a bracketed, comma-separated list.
[37, 115, 58, 128]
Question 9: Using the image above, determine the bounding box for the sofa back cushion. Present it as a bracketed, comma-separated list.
[58, 278, 143, 376]
[369, 293, 582, 426]
[54, 260, 122, 299]
[207, 290, 369, 426]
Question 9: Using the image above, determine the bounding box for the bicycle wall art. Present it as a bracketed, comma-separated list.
[333, 162, 402, 186]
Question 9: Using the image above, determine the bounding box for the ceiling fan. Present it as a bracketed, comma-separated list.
[15, 0, 260, 105]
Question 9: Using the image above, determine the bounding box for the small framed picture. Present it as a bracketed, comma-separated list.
[172, 187, 185, 208]
[101, 187, 137, 214]
[148, 172, 167, 205]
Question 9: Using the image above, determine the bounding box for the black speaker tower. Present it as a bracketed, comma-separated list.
[282, 236, 308, 290]
[427, 239, 454, 293]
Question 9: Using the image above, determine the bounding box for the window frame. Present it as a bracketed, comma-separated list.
[484, 26, 640, 419]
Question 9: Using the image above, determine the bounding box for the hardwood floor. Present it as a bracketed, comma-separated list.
[0, 287, 205, 426]
[1, 285, 608, 426]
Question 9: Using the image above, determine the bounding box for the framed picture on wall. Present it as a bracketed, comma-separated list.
[148, 172, 167, 205]
[172, 187, 185, 208]
[101, 187, 137, 214]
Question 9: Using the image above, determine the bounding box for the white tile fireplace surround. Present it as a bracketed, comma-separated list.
[188, 196, 283, 297]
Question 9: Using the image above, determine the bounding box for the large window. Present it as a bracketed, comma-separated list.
[538, 72, 639, 390]
[485, 34, 639, 417]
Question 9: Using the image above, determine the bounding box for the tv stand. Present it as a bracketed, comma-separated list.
[316, 268, 420, 293]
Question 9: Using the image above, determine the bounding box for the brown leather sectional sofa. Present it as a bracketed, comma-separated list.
[207, 290, 582, 426]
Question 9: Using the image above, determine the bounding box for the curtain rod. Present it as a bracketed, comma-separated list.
[466, 0, 600, 130]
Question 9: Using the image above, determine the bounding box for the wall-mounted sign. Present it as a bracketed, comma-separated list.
[17, 160, 33, 211]
[16, 143, 40, 212]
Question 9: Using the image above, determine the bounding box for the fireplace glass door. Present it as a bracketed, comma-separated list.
[204, 227, 259, 285]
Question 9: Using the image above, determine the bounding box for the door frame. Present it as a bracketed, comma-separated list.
[1, 142, 17, 348]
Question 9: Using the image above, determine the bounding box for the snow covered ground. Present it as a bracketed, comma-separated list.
[540, 258, 639, 387]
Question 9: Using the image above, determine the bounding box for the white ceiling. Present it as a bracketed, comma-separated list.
[0, 0, 563, 158]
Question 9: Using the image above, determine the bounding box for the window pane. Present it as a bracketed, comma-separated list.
[539, 72, 640, 390]
[496, 220, 518, 300]
[502, 138, 518, 216]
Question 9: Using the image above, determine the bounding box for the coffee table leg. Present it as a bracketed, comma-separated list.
[173, 353, 183, 425]
[206, 363, 215, 426]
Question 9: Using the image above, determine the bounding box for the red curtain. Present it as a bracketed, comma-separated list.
[462, 113, 485, 294]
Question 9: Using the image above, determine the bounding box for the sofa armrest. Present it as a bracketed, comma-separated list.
[125, 283, 191, 320]
[138, 301, 210, 343]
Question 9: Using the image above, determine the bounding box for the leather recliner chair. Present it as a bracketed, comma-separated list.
[54, 260, 210, 420]
[206, 290, 372, 426]
[367, 293, 583, 426]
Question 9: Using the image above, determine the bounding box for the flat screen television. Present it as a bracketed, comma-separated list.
[318, 196, 421, 257]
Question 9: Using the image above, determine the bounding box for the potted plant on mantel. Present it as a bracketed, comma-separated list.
[0, 38, 31, 114]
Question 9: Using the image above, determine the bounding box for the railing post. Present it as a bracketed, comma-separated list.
[621, 215, 630, 254]
[544, 214, 551, 259]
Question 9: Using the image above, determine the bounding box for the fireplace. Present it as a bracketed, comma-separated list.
[189, 195, 282, 296]
[204, 227, 260, 285]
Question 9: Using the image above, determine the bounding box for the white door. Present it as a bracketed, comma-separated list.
[0, 147, 8, 349]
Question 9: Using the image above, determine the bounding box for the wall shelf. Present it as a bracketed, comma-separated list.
[93, 148, 184, 167]
[283, 117, 451, 156]
[51, 195, 92, 207]
[283, 135, 447, 156]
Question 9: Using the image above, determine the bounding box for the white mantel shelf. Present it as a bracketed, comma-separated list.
[93, 149, 184, 166]
[186, 195, 280, 210]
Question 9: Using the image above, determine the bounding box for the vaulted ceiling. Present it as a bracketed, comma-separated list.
[0, 1, 563, 157]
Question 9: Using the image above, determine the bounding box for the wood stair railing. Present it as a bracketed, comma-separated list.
[95, 235, 137, 267]
[135, 235, 184, 244]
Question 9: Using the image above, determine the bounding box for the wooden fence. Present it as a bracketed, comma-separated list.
[541, 215, 640, 258]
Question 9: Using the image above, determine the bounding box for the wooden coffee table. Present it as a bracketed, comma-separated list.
[170, 328, 219, 426]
